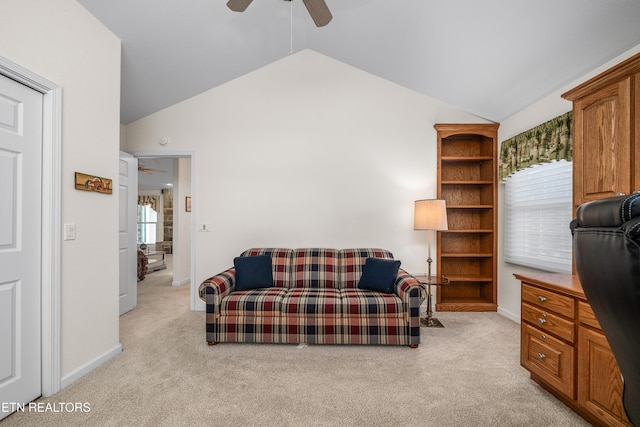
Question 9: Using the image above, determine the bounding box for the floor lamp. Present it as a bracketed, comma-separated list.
[414, 199, 448, 281]
[414, 199, 448, 327]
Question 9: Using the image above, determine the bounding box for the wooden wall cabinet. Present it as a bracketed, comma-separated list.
[516, 273, 631, 427]
[562, 52, 640, 210]
[434, 123, 498, 312]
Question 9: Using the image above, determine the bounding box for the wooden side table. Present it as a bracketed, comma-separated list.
[413, 274, 450, 328]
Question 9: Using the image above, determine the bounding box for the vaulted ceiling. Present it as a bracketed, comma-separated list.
[78, 0, 640, 125]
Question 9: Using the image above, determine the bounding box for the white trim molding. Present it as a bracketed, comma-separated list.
[0, 56, 62, 397]
[172, 278, 190, 287]
[60, 344, 122, 390]
[498, 307, 520, 324]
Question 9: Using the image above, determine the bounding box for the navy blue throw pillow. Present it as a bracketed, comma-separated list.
[358, 258, 401, 294]
[234, 255, 274, 291]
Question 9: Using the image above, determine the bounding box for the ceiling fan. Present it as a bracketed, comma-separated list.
[138, 163, 168, 175]
[227, 0, 332, 27]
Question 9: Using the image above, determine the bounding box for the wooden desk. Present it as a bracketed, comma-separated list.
[515, 273, 631, 427]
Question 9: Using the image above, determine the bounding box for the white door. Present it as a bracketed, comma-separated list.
[119, 152, 138, 315]
[0, 75, 43, 419]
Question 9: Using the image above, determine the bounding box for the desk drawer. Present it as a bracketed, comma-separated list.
[522, 323, 575, 398]
[578, 301, 602, 330]
[522, 302, 575, 343]
[522, 284, 575, 318]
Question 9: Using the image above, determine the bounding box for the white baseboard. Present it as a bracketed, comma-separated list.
[60, 343, 122, 389]
[498, 307, 520, 324]
[172, 278, 189, 287]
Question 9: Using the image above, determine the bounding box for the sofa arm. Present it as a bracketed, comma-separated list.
[395, 269, 426, 312]
[395, 269, 425, 298]
[198, 267, 236, 316]
[395, 269, 425, 346]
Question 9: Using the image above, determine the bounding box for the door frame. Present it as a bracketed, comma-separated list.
[129, 151, 197, 309]
[0, 57, 62, 396]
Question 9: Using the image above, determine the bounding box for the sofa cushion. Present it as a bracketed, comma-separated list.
[234, 255, 274, 291]
[220, 288, 288, 316]
[240, 248, 293, 287]
[281, 288, 342, 316]
[357, 258, 401, 294]
[340, 288, 404, 318]
[291, 248, 340, 289]
[339, 248, 395, 288]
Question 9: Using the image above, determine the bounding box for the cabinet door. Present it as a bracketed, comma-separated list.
[573, 77, 632, 208]
[522, 324, 575, 398]
[578, 326, 631, 426]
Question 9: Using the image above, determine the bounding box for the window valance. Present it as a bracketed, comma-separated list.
[138, 195, 160, 212]
[499, 111, 572, 181]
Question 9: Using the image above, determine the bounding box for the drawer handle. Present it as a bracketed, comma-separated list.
[538, 318, 547, 325]
[537, 353, 546, 360]
[541, 335, 546, 340]
[537, 296, 547, 303]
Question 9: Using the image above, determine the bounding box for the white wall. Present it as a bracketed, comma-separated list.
[124, 49, 489, 309]
[497, 43, 640, 322]
[0, 0, 121, 382]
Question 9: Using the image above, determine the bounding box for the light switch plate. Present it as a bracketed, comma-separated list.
[64, 223, 76, 240]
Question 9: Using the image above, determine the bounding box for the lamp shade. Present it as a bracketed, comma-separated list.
[414, 199, 448, 231]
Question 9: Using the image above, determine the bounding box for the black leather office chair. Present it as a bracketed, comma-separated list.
[571, 194, 640, 426]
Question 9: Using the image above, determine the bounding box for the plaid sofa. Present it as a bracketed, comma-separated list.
[198, 248, 425, 347]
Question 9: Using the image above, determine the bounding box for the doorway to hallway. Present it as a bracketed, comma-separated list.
[121, 152, 196, 315]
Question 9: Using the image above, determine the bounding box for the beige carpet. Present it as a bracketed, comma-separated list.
[2, 261, 590, 427]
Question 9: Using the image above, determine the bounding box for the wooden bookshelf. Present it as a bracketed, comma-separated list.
[435, 123, 499, 312]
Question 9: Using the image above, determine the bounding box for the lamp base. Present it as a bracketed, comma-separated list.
[421, 317, 444, 328]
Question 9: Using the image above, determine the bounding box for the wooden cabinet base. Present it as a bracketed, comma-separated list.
[529, 373, 619, 427]
[516, 273, 632, 427]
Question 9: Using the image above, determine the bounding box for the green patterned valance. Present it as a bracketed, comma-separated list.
[499, 111, 572, 181]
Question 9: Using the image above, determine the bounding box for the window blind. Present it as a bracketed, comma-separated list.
[504, 160, 573, 273]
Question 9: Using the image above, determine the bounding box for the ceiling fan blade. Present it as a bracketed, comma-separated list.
[302, 0, 332, 27]
[227, 0, 254, 12]
[139, 169, 168, 175]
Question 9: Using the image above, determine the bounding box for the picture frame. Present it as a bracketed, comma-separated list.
[185, 196, 191, 212]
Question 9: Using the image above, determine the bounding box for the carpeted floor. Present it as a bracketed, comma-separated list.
[2, 259, 590, 426]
